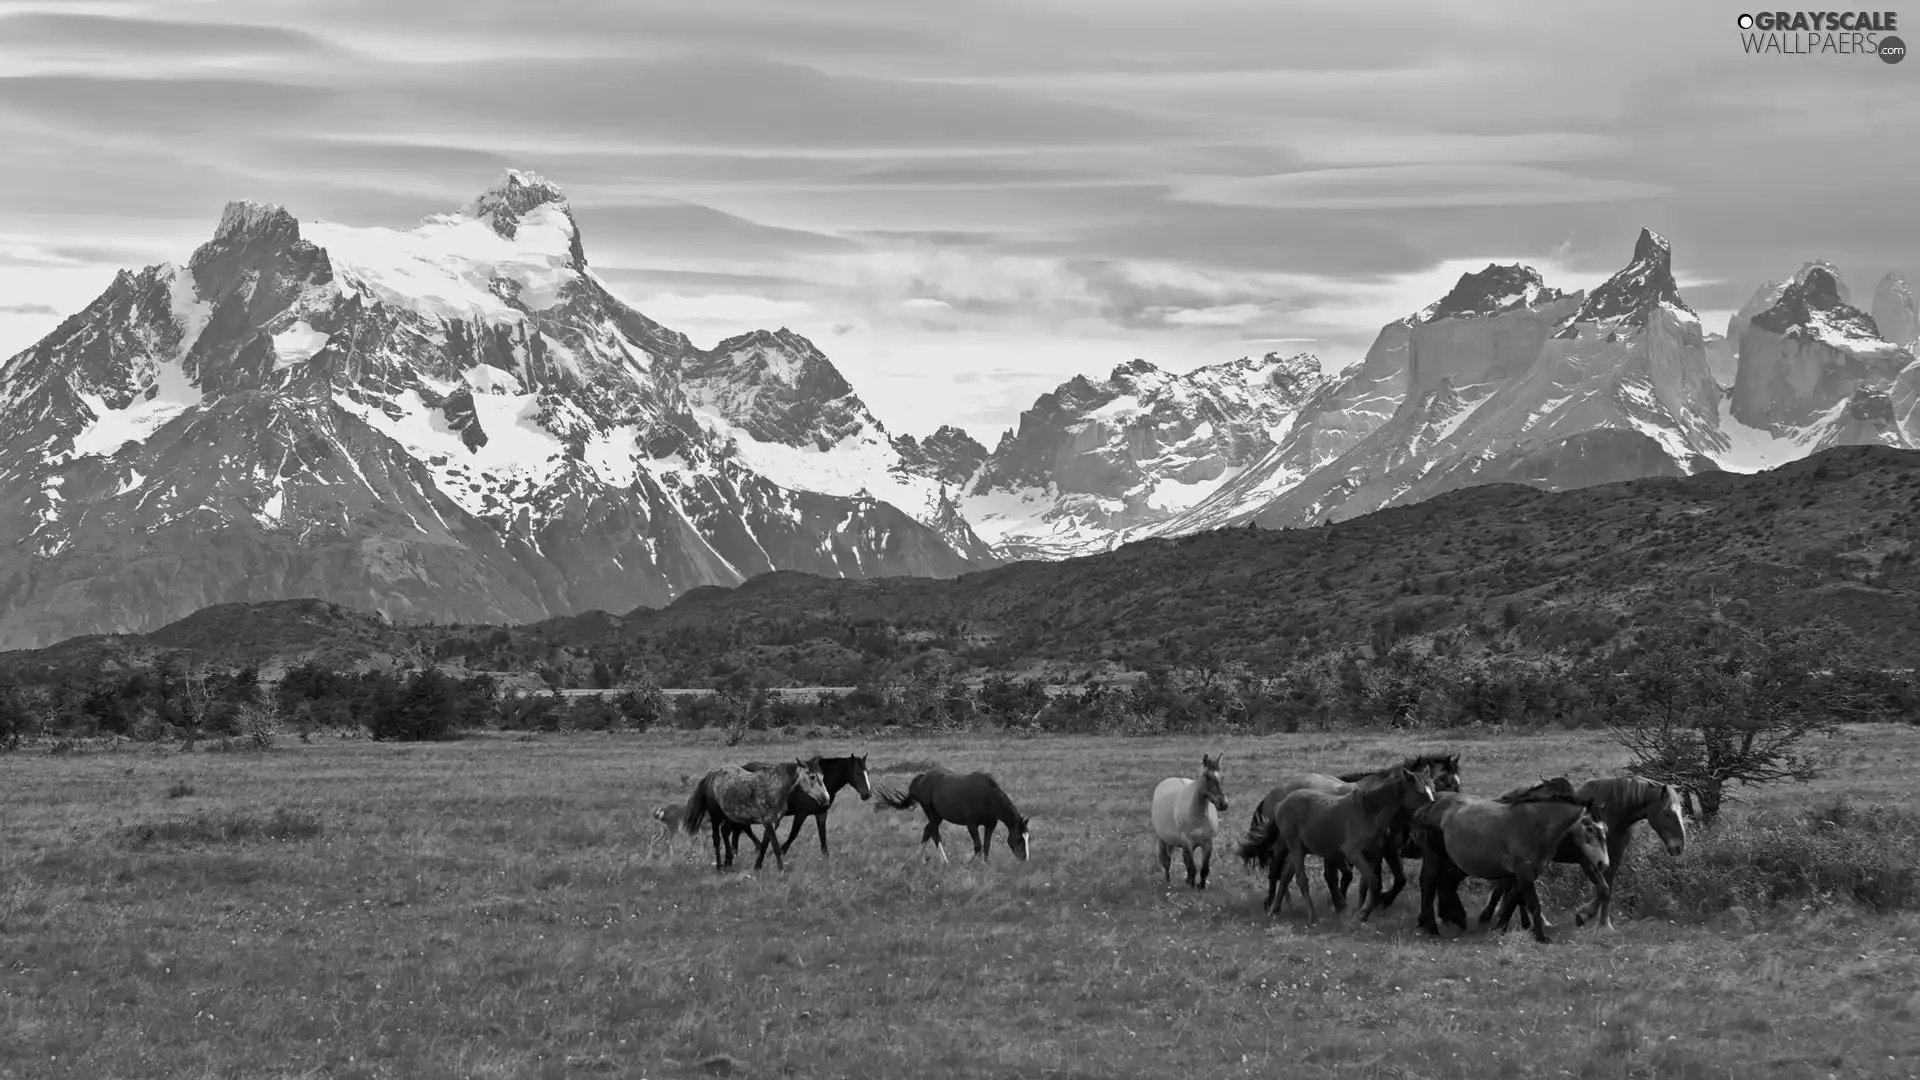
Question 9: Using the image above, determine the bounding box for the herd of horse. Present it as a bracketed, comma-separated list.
[657, 749, 1690, 943]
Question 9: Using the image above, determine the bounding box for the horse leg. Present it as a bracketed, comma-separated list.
[982, 821, 997, 862]
[778, 813, 807, 858]
[709, 820, 726, 872]
[1198, 840, 1213, 891]
[1158, 840, 1173, 883]
[923, 818, 949, 864]
[1491, 879, 1526, 932]
[1354, 850, 1386, 923]
[768, 823, 788, 872]
[751, 824, 774, 870]
[1266, 846, 1293, 916]
[1376, 844, 1408, 910]
[814, 814, 829, 858]
[1571, 849, 1611, 929]
[1477, 880, 1505, 927]
[1521, 880, 1551, 944]
[1323, 858, 1347, 913]
[964, 824, 984, 861]
[1293, 845, 1316, 925]
[1576, 825, 1627, 927]
[1180, 846, 1198, 888]
[1417, 848, 1445, 937]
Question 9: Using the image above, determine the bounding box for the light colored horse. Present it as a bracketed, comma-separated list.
[683, 760, 830, 872]
[1151, 754, 1229, 889]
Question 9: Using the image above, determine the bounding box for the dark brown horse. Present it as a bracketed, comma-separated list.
[1474, 775, 1688, 931]
[874, 767, 1031, 862]
[1412, 778, 1610, 943]
[1254, 766, 1437, 924]
[1236, 752, 1461, 910]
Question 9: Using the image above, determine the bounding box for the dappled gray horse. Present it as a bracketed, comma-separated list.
[683, 761, 830, 872]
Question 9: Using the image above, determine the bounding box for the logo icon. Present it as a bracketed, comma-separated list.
[1738, 13, 1755, 29]
[1883, 34, 1908, 62]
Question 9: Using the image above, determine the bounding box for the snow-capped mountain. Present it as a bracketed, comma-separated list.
[956, 352, 1334, 558]
[0, 171, 990, 649]
[1729, 265, 1919, 453]
[1163, 229, 1733, 530]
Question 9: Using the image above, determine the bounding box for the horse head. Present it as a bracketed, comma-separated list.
[1399, 765, 1437, 810]
[1434, 754, 1463, 793]
[1201, 754, 1229, 813]
[1007, 814, 1032, 861]
[1650, 782, 1688, 856]
[794, 759, 831, 806]
[849, 753, 874, 801]
[1569, 811, 1611, 875]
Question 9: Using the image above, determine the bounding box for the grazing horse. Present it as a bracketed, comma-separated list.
[875, 767, 1032, 863]
[716, 754, 875, 865]
[651, 802, 687, 850]
[682, 761, 831, 872]
[1150, 754, 1230, 889]
[1237, 752, 1461, 910]
[1412, 778, 1610, 944]
[1252, 766, 1437, 924]
[1473, 775, 1688, 931]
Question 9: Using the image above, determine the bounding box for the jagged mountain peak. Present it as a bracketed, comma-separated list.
[1417, 264, 1563, 323]
[212, 200, 302, 245]
[463, 169, 568, 232]
[1750, 267, 1884, 344]
[1568, 226, 1694, 327]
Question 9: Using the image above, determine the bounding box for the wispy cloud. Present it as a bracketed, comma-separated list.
[0, 0, 1913, 438]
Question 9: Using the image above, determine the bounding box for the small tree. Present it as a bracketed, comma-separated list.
[1609, 621, 1847, 825]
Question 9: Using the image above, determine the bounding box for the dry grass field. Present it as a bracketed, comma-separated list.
[3, 725, 1918, 1080]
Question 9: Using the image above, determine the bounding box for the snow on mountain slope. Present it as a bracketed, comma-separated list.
[0, 170, 986, 649]
[958, 352, 1333, 558]
[671, 326, 995, 561]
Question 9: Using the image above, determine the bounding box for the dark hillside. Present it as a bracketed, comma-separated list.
[5, 445, 1917, 685]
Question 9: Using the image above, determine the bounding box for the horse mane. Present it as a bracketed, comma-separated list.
[1335, 752, 1456, 786]
[1350, 766, 1416, 813]
[1577, 775, 1665, 813]
[1495, 776, 1583, 806]
[1399, 752, 1459, 774]
[1334, 764, 1403, 785]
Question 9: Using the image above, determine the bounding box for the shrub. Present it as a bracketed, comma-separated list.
[1613, 796, 1920, 918]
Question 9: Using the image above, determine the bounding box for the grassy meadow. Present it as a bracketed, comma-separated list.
[3, 724, 1918, 1080]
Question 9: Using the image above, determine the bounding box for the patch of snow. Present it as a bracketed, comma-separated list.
[166, 266, 213, 361]
[1145, 467, 1243, 512]
[305, 204, 581, 328]
[692, 406, 946, 525]
[334, 387, 569, 519]
[71, 359, 203, 459]
[1708, 393, 1807, 473]
[271, 321, 331, 369]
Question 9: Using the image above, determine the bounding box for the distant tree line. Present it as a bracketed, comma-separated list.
[1, 618, 1909, 757]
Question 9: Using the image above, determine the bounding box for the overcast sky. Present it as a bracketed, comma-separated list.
[1, 0, 1913, 441]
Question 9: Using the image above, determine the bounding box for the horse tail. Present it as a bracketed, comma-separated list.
[681, 774, 714, 836]
[1235, 801, 1278, 868]
[873, 774, 921, 811]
